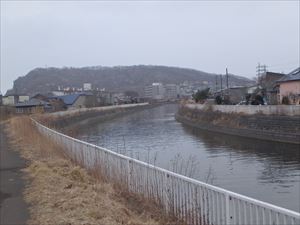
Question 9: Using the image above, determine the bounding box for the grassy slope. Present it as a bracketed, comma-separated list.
[7, 116, 176, 225]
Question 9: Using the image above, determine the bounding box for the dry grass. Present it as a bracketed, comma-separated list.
[0, 106, 15, 122]
[7, 116, 177, 225]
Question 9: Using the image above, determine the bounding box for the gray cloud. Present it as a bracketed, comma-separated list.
[1, 1, 299, 93]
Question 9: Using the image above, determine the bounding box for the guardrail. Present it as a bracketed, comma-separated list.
[33, 119, 300, 225]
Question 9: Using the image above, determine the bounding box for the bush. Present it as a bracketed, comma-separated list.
[251, 95, 264, 105]
[192, 88, 210, 103]
[282, 96, 290, 105]
[215, 95, 222, 105]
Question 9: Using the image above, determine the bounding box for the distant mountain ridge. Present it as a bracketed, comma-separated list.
[9, 65, 254, 96]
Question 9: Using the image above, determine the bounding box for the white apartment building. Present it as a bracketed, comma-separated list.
[165, 84, 179, 100]
[144, 83, 165, 100]
[83, 83, 92, 91]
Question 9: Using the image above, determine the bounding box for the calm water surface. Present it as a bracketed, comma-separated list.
[78, 104, 300, 212]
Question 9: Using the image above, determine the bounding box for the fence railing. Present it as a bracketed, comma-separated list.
[33, 119, 300, 225]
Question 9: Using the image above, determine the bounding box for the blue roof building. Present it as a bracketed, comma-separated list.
[49, 93, 93, 109]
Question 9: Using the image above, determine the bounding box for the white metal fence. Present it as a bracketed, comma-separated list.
[33, 119, 300, 225]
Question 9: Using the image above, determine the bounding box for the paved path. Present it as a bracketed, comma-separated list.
[0, 122, 29, 225]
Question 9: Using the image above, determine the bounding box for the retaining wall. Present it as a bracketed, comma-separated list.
[38, 103, 150, 132]
[185, 104, 300, 116]
[177, 105, 300, 144]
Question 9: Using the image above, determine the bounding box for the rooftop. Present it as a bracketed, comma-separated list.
[15, 99, 49, 107]
[50, 93, 90, 105]
[277, 67, 300, 83]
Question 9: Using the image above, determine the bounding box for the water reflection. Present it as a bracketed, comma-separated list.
[183, 126, 300, 163]
[75, 104, 300, 212]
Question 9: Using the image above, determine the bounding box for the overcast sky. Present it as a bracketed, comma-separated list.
[1, 1, 299, 93]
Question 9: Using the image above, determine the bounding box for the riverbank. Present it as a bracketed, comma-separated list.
[35, 103, 156, 135]
[5, 114, 176, 224]
[0, 122, 29, 225]
[176, 104, 300, 144]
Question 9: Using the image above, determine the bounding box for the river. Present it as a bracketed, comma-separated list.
[77, 104, 300, 212]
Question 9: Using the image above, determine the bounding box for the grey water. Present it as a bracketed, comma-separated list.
[77, 104, 300, 212]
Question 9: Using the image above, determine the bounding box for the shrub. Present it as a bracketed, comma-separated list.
[282, 96, 290, 105]
[192, 88, 210, 103]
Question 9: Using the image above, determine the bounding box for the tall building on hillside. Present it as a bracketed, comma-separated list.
[83, 83, 92, 91]
[144, 83, 165, 100]
[165, 84, 179, 100]
[144, 85, 153, 99]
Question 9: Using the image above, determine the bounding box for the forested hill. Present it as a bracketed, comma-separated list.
[9, 65, 254, 96]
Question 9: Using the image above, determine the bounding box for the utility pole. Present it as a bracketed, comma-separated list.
[220, 74, 223, 96]
[226, 68, 229, 90]
[215, 75, 218, 92]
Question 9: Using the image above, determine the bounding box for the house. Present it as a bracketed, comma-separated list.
[2, 95, 18, 105]
[277, 67, 300, 105]
[247, 85, 262, 95]
[92, 91, 114, 106]
[47, 98, 66, 111]
[31, 94, 49, 101]
[259, 72, 285, 104]
[2, 94, 30, 105]
[18, 95, 29, 103]
[31, 94, 66, 112]
[215, 86, 248, 104]
[15, 99, 50, 114]
[50, 93, 94, 109]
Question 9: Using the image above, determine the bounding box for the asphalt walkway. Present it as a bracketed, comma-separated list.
[0, 122, 29, 225]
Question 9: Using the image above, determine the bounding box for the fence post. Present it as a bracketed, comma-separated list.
[127, 159, 131, 191]
[164, 173, 170, 214]
[226, 193, 232, 225]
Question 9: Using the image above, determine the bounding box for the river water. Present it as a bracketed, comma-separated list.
[77, 104, 300, 212]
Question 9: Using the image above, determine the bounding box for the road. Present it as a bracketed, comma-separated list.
[0, 122, 28, 225]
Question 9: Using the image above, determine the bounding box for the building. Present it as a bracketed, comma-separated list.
[83, 83, 92, 91]
[31, 94, 49, 101]
[50, 93, 93, 109]
[2, 95, 19, 105]
[144, 85, 154, 99]
[214, 86, 248, 104]
[165, 84, 179, 100]
[15, 99, 50, 114]
[259, 72, 285, 104]
[277, 67, 300, 104]
[51, 91, 65, 96]
[144, 83, 165, 100]
[92, 91, 114, 105]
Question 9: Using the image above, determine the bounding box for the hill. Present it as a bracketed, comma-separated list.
[9, 65, 254, 96]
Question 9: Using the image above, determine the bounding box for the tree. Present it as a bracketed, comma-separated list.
[192, 88, 210, 103]
[282, 96, 290, 105]
[251, 95, 264, 105]
[215, 95, 223, 105]
[124, 90, 139, 98]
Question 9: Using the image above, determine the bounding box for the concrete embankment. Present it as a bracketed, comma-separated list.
[36, 103, 152, 133]
[176, 104, 300, 144]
